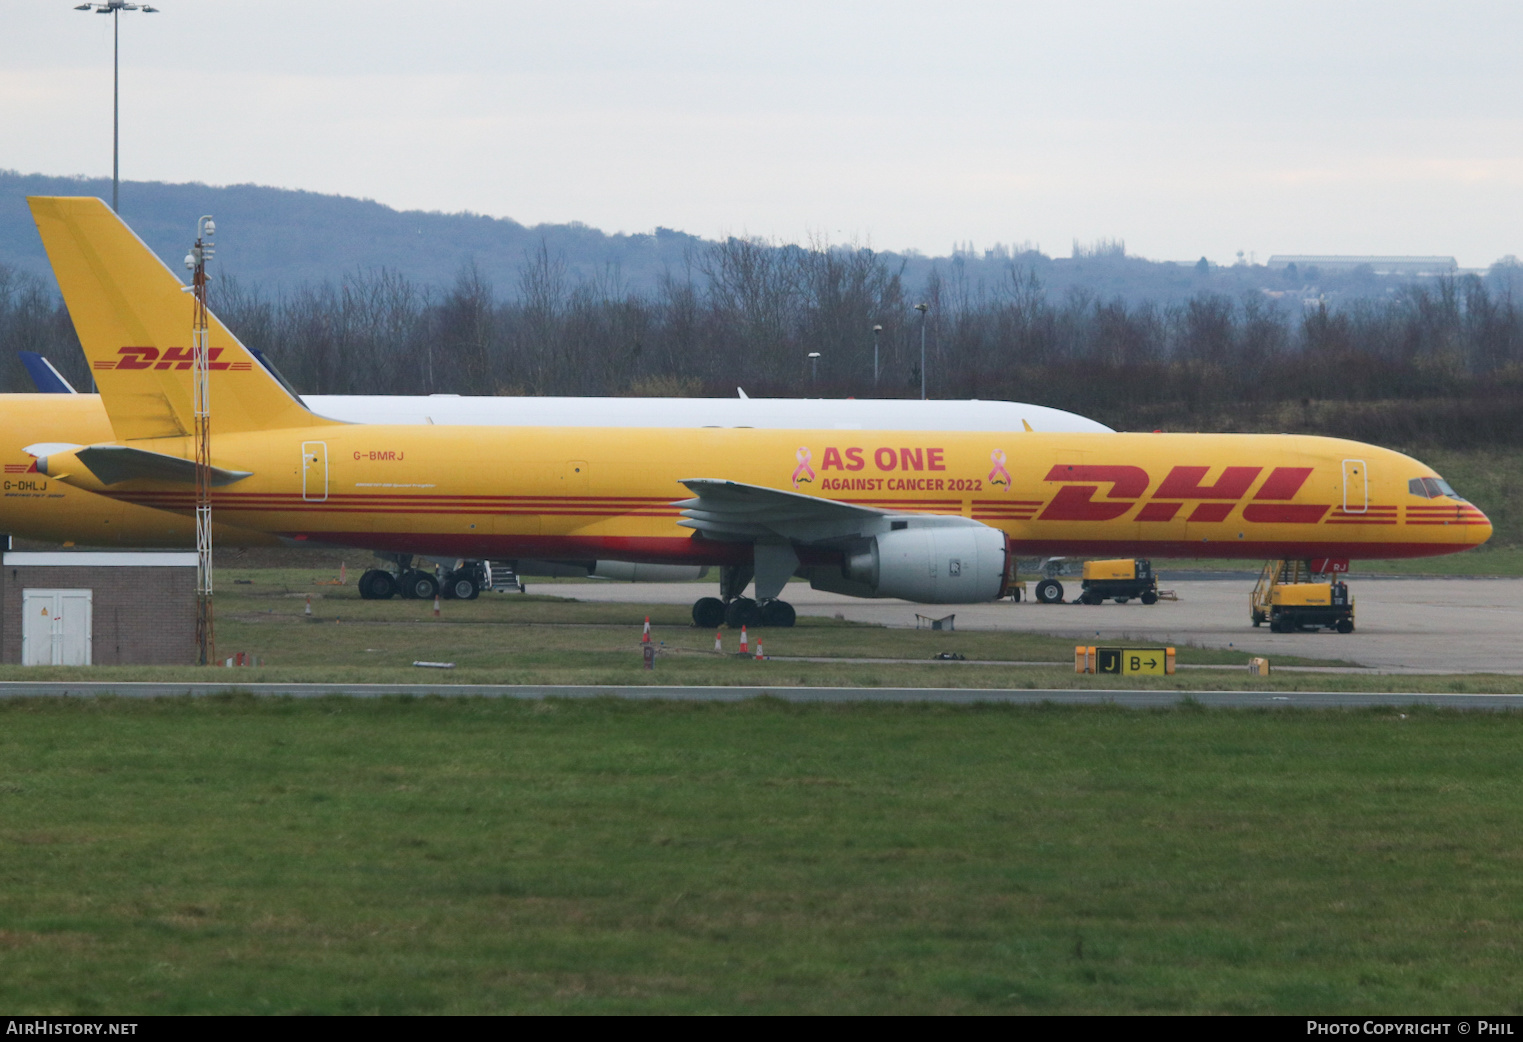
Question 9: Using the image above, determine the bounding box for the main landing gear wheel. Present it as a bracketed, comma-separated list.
[759, 600, 796, 628]
[400, 570, 439, 601]
[443, 571, 480, 600]
[1035, 579, 1064, 604]
[692, 597, 726, 628]
[358, 569, 396, 600]
[725, 597, 760, 628]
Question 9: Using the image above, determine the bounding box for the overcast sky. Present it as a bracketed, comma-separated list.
[4, 1, 1521, 266]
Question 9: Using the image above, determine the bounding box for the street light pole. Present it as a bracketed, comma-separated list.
[807, 351, 821, 390]
[76, 2, 159, 214]
[914, 303, 929, 400]
[872, 324, 882, 387]
[113, 5, 118, 212]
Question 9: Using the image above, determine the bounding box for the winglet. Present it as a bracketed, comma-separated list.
[27, 196, 336, 440]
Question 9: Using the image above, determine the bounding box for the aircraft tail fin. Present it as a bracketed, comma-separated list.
[19, 352, 77, 394]
[27, 196, 334, 440]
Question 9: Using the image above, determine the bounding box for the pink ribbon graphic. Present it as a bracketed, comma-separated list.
[988, 449, 1012, 488]
[792, 446, 816, 489]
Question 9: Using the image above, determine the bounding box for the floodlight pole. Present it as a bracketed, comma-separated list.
[188, 216, 215, 665]
[112, 8, 118, 212]
[872, 324, 882, 387]
[76, 2, 158, 213]
[914, 303, 929, 400]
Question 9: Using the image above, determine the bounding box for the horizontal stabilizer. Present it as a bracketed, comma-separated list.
[29, 443, 251, 487]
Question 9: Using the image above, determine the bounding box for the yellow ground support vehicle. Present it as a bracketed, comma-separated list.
[1075, 558, 1159, 605]
[1251, 560, 1355, 633]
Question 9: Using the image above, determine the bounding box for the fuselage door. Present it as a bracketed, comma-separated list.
[302, 441, 328, 502]
[1342, 458, 1368, 514]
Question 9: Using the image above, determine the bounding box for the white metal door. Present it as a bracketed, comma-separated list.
[302, 441, 328, 502]
[22, 589, 92, 666]
[1342, 459, 1368, 514]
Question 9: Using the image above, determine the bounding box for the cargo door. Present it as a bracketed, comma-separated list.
[1342, 459, 1368, 514]
[302, 441, 328, 502]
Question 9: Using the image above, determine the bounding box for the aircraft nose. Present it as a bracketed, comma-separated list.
[1467, 503, 1494, 546]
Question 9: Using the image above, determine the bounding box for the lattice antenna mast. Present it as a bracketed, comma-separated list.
[185, 216, 215, 666]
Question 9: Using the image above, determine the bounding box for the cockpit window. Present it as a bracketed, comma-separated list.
[1409, 476, 1466, 501]
[1430, 478, 1465, 501]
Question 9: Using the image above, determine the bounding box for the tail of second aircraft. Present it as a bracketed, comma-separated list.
[28, 196, 334, 441]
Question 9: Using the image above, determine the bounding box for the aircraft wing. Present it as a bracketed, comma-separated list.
[675, 478, 1007, 603]
[675, 478, 890, 542]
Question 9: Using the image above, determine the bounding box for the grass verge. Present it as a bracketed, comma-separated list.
[1, 697, 1520, 1014]
[1, 574, 1381, 687]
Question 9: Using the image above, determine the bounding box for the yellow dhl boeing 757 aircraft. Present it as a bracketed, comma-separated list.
[22, 196, 1491, 627]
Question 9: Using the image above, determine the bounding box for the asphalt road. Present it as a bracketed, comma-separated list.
[553, 576, 1523, 675]
[1, 681, 1521, 708]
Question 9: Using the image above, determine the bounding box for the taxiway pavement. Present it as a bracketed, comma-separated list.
[549, 577, 1523, 675]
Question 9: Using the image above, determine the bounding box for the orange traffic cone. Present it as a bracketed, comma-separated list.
[754, 638, 764, 661]
[642, 616, 651, 643]
[739, 625, 749, 655]
[714, 629, 723, 653]
[339, 562, 347, 585]
[433, 594, 441, 618]
[304, 594, 312, 616]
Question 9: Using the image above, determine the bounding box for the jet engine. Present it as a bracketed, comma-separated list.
[804, 521, 1007, 603]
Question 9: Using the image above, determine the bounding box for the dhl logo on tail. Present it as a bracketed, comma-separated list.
[29, 195, 334, 441]
[95, 346, 254, 372]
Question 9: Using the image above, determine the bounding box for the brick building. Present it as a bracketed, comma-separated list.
[1, 551, 196, 666]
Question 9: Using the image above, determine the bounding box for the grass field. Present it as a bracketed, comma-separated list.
[2, 696, 1521, 1014]
[14, 564, 1346, 689]
[2, 542, 1520, 1013]
[0, 568, 1469, 693]
[8, 569, 1523, 693]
